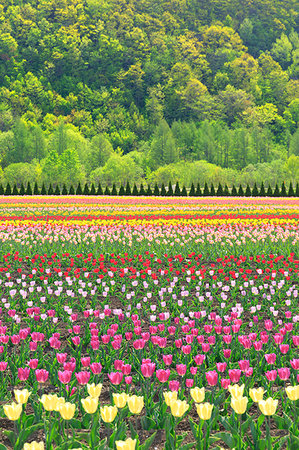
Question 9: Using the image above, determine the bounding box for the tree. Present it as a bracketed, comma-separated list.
[149, 120, 178, 169]
[285, 155, 299, 184]
[87, 134, 114, 172]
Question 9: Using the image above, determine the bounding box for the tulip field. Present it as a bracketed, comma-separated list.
[0, 196, 298, 450]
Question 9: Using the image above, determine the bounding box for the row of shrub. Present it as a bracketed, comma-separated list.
[1, 181, 299, 197]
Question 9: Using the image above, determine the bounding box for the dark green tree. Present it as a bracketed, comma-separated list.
[111, 184, 117, 195]
[167, 182, 173, 197]
[252, 183, 259, 196]
[83, 183, 90, 195]
[238, 185, 244, 196]
[288, 182, 295, 197]
[216, 183, 223, 196]
[96, 183, 103, 195]
[62, 184, 68, 195]
[76, 183, 82, 195]
[0, 184, 4, 195]
[266, 184, 273, 197]
[139, 184, 146, 196]
[33, 182, 39, 195]
[48, 184, 54, 195]
[203, 182, 210, 196]
[153, 183, 160, 196]
[119, 185, 125, 196]
[296, 183, 299, 197]
[69, 185, 75, 195]
[25, 182, 32, 195]
[181, 185, 187, 196]
[54, 184, 60, 195]
[224, 184, 229, 196]
[159, 183, 166, 196]
[12, 184, 19, 195]
[189, 182, 195, 196]
[245, 184, 251, 196]
[174, 181, 181, 196]
[281, 181, 287, 197]
[41, 183, 47, 195]
[125, 182, 131, 196]
[132, 184, 139, 196]
[104, 186, 111, 195]
[259, 182, 266, 196]
[146, 185, 152, 196]
[231, 185, 238, 196]
[4, 183, 11, 195]
[195, 183, 202, 196]
[210, 183, 216, 196]
[90, 183, 96, 195]
[273, 184, 280, 197]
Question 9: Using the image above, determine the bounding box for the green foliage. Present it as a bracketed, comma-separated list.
[96, 183, 103, 196]
[153, 183, 160, 196]
[216, 183, 223, 196]
[4, 182, 11, 195]
[189, 182, 195, 196]
[161, 183, 167, 196]
[83, 183, 90, 196]
[259, 182, 266, 196]
[245, 184, 251, 196]
[118, 185, 125, 196]
[48, 184, 54, 195]
[203, 182, 210, 196]
[252, 183, 259, 196]
[69, 185, 75, 195]
[174, 181, 181, 196]
[267, 184, 273, 196]
[167, 182, 173, 197]
[76, 183, 82, 195]
[62, 184, 68, 195]
[0, 183, 3, 195]
[195, 183, 202, 196]
[26, 182, 33, 196]
[33, 182, 39, 195]
[104, 186, 111, 195]
[139, 184, 146, 196]
[111, 184, 117, 195]
[12, 184, 19, 195]
[54, 185, 61, 196]
[231, 185, 237, 196]
[132, 184, 139, 196]
[288, 182, 295, 197]
[41, 183, 47, 195]
[274, 183, 280, 196]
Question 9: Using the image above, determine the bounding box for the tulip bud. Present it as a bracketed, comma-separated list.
[228, 384, 245, 399]
[196, 402, 213, 420]
[100, 405, 118, 423]
[249, 387, 264, 402]
[58, 402, 76, 420]
[169, 399, 189, 417]
[127, 395, 144, 414]
[14, 389, 31, 405]
[190, 387, 205, 403]
[4, 402, 22, 421]
[23, 442, 44, 450]
[81, 396, 98, 414]
[258, 398, 278, 416]
[285, 385, 299, 401]
[163, 390, 177, 407]
[113, 393, 128, 408]
[231, 396, 248, 415]
[115, 438, 137, 450]
[87, 383, 102, 399]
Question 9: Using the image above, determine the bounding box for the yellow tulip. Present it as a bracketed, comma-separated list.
[127, 395, 144, 414]
[40, 394, 59, 412]
[258, 398, 278, 416]
[115, 438, 137, 450]
[163, 391, 178, 407]
[249, 388, 265, 403]
[100, 405, 118, 423]
[3, 402, 22, 421]
[231, 396, 248, 415]
[81, 396, 98, 414]
[113, 393, 128, 408]
[169, 399, 189, 417]
[55, 397, 66, 412]
[196, 402, 213, 420]
[23, 442, 44, 450]
[58, 402, 76, 420]
[228, 384, 245, 399]
[190, 387, 205, 403]
[285, 385, 299, 401]
[14, 389, 31, 405]
[87, 383, 102, 399]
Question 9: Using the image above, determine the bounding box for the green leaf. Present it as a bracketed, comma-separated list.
[141, 415, 156, 430]
[69, 418, 82, 429]
[188, 418, 198, 440]
[213, 431, 237, 448]
[0, 444, 8, 450]
[139, 432, 157, 450]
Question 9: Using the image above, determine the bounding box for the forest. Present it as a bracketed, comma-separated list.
[0, 0, 298, 188]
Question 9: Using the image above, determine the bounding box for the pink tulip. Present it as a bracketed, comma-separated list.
[0, 361, 8, 371]
[125, 376, 132, 385]
[176, 364, 187, 376]
[190, 366, 198, 375]
[223, 349, 231, 358]
[75, 371, 91, 385]
[90, 362, 102, 374]
[114, 360, 124, 371]
[238, 360, 249, 371]
[18, 367, 30, 381]
[35, 369, 49, 383]
[169, 380, 180, 391]
[156, 369, 170, 383]
[221, 378, 231, 389]
[58, 370, 72, 384]
[81, 357, 90, 367]
[28, 359, 38, 369]
[278, 368, 290, 380]
[205, 370, 218, 386]
[163, 355, 173, 366]
[186, 379, 194, 387]
[279, 344, 289, 354]
[194, 354, 205, 365]
[229, 369, 241, 383]
[141, 363, 156, 378]
[216, 362, 227, 372]
[265, 353, 276, 364]
[56, 353, 67, 364]
[290, 359, 299, 370]
[265, 370, 277, 381]
[108, 372, 123, 385]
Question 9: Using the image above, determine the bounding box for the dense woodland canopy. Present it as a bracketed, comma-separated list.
[0, 0, 298, 187]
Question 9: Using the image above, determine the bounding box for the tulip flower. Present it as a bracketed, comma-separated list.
[75, 371, 91, 385]
[4, 402, 22, 421]
[196, 402, 213, 420]
[14, 389, 31, 405]
[258, 398, 278, 416]
[87, 383, 102, 399]
[205, 370, 218, 386]
[81, 396, 98, 414]
[163, 390, 178, 407]
[23, 442, 44, 450]
[40, 394, 59, 412]
[190, 387, 205, 403]
[231, 396, 248, 414]
[228, 384, 245, 399]
[35, 369, 49, 383]
[58, 402, 76, 420]
[249, 388, 264, 402]
[115, 438, 137, 450]
[169, 399, 189, 417]
[108, 372, 123, 385]
[127, 395, 144, 414]
[113, 393, 128, 408]
[285, 385, 299, 401]
[100, 405, 118, 423]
